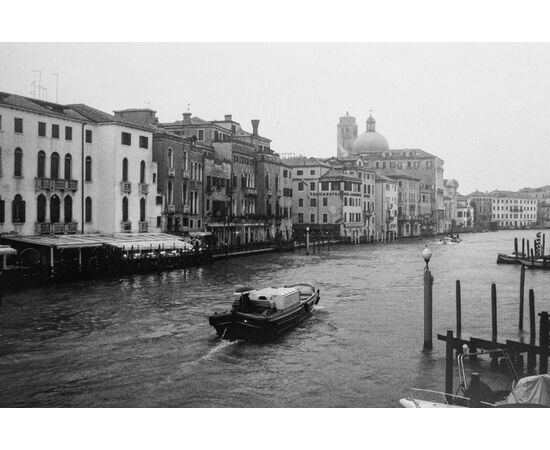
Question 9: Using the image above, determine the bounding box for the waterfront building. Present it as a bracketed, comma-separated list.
[537, 200, 550, 228]
[379, 169, 421, 237]
[456, 195, 474, 228]
[374, 174, 398, 240]
[443, 179, 459, 233]
[0, 92, 160, 236]
[336, 112, 447, 234]
[336, 112, 358, 158]
[467, 190, 538, 229]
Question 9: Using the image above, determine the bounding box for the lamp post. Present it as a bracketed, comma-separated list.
[306, 226, 310, 256]
[422, 244, 434, 350]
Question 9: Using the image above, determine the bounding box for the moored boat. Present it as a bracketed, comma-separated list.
[208, 283, 320, 341]
[496, 252, 526, 264]
[520, 256, 550, 270]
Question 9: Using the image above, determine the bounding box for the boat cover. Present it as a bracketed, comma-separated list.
[507, 374, 550, 406]
[249, 287, 300, 310]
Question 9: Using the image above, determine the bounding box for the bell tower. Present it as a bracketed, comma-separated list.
[337, 112, 357, 158]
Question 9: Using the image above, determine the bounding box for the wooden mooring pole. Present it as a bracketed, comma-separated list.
[528, 289, 536, 372]
[423, 266, 434, 350]
[543, 234, 546, 258]
[469, 372, 481, 408]
[445, 329, 453, 395]
[522, 238, 525, 257]
[527, 240, 530, 259]
[491, 283, 498, 369]
[539, 311, 549, 374]
[519, 264, 525, 330]
[514, 237, 518, 260]
[456, 280, 462, 341]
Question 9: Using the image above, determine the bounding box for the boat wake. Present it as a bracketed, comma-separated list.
[178, 340, 241, 376]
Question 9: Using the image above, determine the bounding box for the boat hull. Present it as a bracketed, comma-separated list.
[209, 288, 320, 341]
[496, 253, 525, 265]
[520, 258, 550, 270]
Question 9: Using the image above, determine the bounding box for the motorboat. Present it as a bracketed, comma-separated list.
[208, 283, 320, 341]
[438, 234, 462, 245]
[399, 347, 549, 408]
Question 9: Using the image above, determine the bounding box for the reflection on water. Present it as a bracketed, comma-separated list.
[1, 230, 549, 407]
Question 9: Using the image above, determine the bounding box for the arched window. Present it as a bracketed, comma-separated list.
[37, 151, 46, 178]
[168, 181, 173, 205]
[198, 163, 202, 181]
[12, 194, 25, 223]
[64, 195, 73, 223]
[122, 158, 128, 182]
[122, 196, 129, 222]
[140, 160, 146, 184]
[183, 151, 188, 170]
[85, 197, 92, 223]
[50, 195, 60, 223]
[85, 156, 92, 182]
[50, 152, 60, 179]
[14, 148, 22, 177]
[168, 148, 173, 168]
[194, 191, 198, 214]
[37, 194, 46, 223]
[64, 154, 72, 180]
[140, 197, 146, 222]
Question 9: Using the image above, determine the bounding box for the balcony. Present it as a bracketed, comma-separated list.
[35, 222, 52, 235]
[35, 177, 52, 191]
[182, 169, 190, 179]
[139, 221, 149, 233]
[121, 221, 132, 233]
[168, 204, 176, 214]
[121, 181, 132, 193]
[52, 222, 65, 234]
[67, 180, 78, 191]
[65, 222, 78, 233]
[168, 167, 175, 178]
[244, 187, 257, 196]
[139, 183, 149, 195]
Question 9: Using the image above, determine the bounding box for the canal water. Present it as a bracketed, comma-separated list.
[1, 230, 549, 407]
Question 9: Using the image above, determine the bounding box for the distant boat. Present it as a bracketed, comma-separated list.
[438, 235, 461, 245]
[208, 283, 320, 341]
[496, 252, 526, 265]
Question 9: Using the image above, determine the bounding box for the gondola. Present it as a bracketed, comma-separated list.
[208, 283, 320, 341]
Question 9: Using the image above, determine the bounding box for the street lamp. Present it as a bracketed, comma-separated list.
[422, 244, 432, 268]
[306, 226, 310, 255]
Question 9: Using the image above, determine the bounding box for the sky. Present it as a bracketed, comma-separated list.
[1, 42, 550, 195]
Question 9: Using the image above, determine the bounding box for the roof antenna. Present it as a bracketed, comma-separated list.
[51, 73, 59, 103]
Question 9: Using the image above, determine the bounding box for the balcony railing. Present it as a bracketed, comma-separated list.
[54, 179, 65, 190]
[52, 222, 65, 234]
[121, 181, 132, 193]
[244, 187, 257, 196]
[35, 178, 79, 192]
[168, 167, 175, 177]
[121, 221, 132, 233]
[139, 183, 149, 194]
[35, 178, 52, 191]
[35, 222, 51, 235]
[168, 204, 176, 214]
[66, 180, 78, 191]
[139, 221, 149, 233]
[65, 222, 78, 233]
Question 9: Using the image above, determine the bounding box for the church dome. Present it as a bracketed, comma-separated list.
[351, 114, 389, 154]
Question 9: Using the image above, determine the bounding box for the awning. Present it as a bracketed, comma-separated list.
[0, 245, 17, 256]
[189, 232, 212, 237]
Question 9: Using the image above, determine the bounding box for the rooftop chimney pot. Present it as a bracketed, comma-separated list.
[251, 119, 260, 136]
[224, 114, 232, 122]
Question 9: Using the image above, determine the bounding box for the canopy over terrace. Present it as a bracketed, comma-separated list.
[98, 233, 193, 251]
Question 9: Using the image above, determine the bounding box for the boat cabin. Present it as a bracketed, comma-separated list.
[233, 287, 300, 313]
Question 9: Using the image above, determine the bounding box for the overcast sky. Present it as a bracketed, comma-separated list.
[1, 42, 549, 195]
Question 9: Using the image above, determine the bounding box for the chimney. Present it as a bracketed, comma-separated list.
[224, 114, 232, 122]
[251, 119, 260, 136]
[182, 112, 192, 126]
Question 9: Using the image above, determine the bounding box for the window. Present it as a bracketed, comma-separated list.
[139, 136, 148, 149]
[198, 129, 204, 141]
[121, 132, 131, 145]
[51, 152, 60, 179]
[37, 194, 46, 223]
[64, 196, 73, 222]
[85, 197, 92, 222]
[122, 196, 129, 222]
[298, 213, 303, 223]
[140, 160, 146, 183]
[64, 154, 72, 180]
[298, 182, 304, 191]
[310, 170, 315, 175]
[283, 169, 288, 178]
[52, 124, 59, 138]
[297, 170, 303, 176]
[168, 148, 173, 168]
[37, 151, 46, 178]
[50, 195, 60, 223]
[122, 158, 128, 182]
[298, 198, 303, 207]
[0, 196, 5, 223]
[140, 198, 146, 222]
[85, 129, 92, 143]
[85, 156, 92, 181]
[65, 126, 72, 140]
[323, 197, 328, 206]
[310, 198, 316, 207]
[14, 148, 23, 177]
[14, 118, 23, 133]
[321, 182, 329, 191]
[310, 214, 315, 223]
[310, 182, 315, 191]
[12, 194, 25, 223]
[38, 121, 46, 137]
[323, 214, 328, 223]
